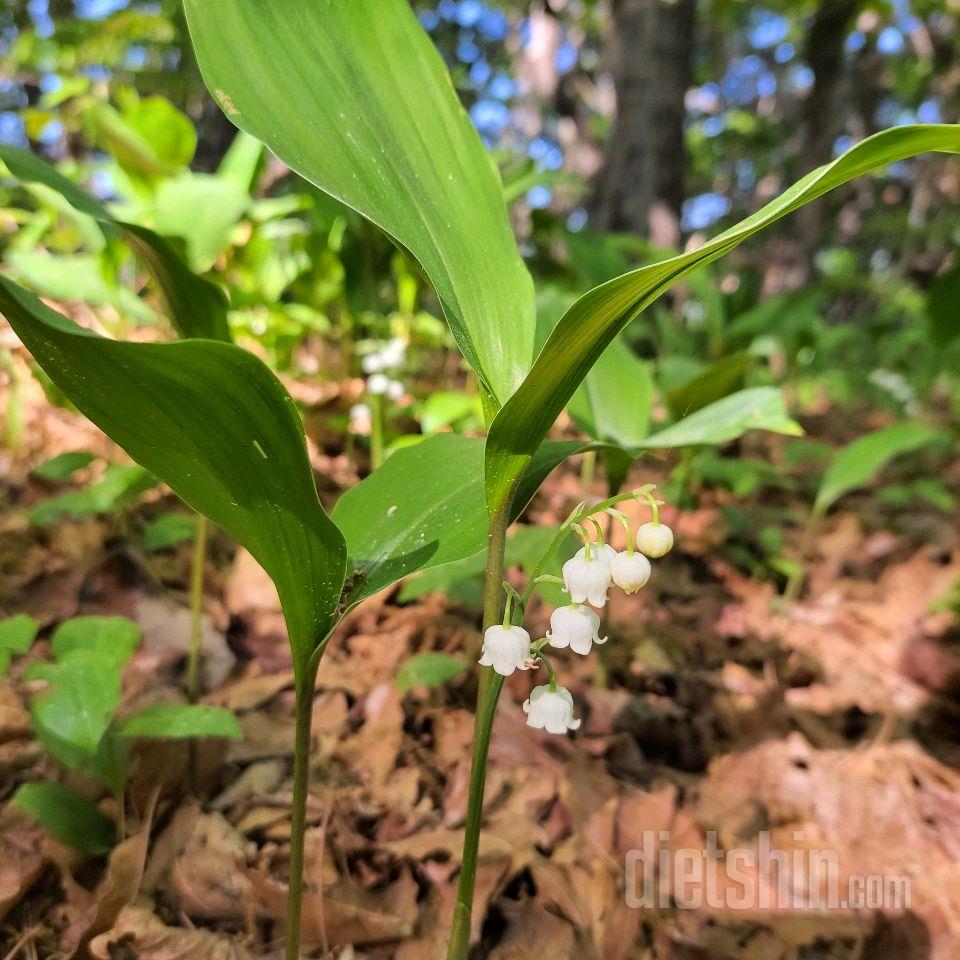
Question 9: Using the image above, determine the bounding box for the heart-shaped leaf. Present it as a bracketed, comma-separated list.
[183, 0, 535, 405]
[485, 124, 960, 514]
[14, 781, 116, 855]
[0, 278, 346, 673]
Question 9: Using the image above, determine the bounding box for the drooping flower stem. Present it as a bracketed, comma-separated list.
[447, 502, 510, 960]
[285, 654, 320, 960]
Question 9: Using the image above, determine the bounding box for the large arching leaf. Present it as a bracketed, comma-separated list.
[485, 124, 960, 514]
[182, 0, 535, 406]
[0, 278, 345, 674]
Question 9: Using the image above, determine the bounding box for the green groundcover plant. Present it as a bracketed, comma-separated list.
[2, 614, 238, 854]
[0, 1, 958, 956]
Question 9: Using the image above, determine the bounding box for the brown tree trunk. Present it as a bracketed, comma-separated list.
[795, 0, 863, 269]
[590, 0, 696, 240]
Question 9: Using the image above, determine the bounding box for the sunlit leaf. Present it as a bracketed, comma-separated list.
[183, 0, 535, 405]
[0, 145, 230, 341]
[0, 278, 346, 673]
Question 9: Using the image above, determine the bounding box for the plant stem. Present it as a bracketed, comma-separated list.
[185, 514, 208, 702]
[784, 510, 821, 602]
[370, 392, 384, 469]
[285, 656, 320, 960]
[447, 503, 509, 960]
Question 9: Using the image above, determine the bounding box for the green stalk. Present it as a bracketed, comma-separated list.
[285, 655, 321, 960]
[370, 392, 385, 469]
[784, 510, 821, 602]
[185, 514, 209, 702]
[447, 502, 509, 959]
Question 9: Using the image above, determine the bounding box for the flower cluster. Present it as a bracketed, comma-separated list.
[478, 487, 675, 735]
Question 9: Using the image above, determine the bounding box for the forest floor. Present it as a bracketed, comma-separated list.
[2, 351, 960, 960]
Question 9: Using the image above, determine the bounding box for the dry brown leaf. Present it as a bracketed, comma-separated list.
[89, 904, 257, 959]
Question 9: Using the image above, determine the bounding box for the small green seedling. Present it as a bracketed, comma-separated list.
[10, 615, 239, 854]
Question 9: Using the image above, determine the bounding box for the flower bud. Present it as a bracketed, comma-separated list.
[523, 684, 581, 734]
[562, 553, 612, 607]
[546, 604, 607, 655]
[478, 624, 531, 676]
[609, 551, 652, 594]
[635, 522, 674, 558]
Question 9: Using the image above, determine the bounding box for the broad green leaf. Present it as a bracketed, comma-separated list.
[32, 450, 96, 481]
[0, 279, 347, 673]
[6, 251, 155, 325]
[0, 145, 230, 342]
[814, 422, 944, 516]
[641, 388, 802, 449]
[332, 434, 488, 606]
[28, 652, 124, 765]
[485, 124, 960, 513]
[183, 0, 535, 405]
[664, 352, 752, 419]
[51, 616, 140, 667]
[926, 265, 960, 349]
[13, 781, 115, 855]
[538, 288, 653, 449]
[396, 652, 468, 692]
[119, 703, 241, 740]
[569, 339, 654, 448]
[0, 613, 39, 677]
[30, 464, 157, 525]
[142, 513, 198, 552]
[153, 173, 249, 269]
[87, 99, 193, 179]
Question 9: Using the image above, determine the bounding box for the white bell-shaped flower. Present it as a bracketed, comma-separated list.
[635, 521, 674, 558]
[574, 542, 617, 565]
[523, 684, 581, 734]
[609, 551, 652, 594]
[478, 624, 531, 676]
[562, 552, 612, 607]
[547, 604, 607, 655]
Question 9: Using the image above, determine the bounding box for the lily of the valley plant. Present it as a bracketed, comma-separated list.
[0, 2, 957, 957]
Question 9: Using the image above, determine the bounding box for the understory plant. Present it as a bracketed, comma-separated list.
[4, 614, 238, 853]
[0, 1, 958, 956]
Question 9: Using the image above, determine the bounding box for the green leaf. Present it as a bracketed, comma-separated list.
[485, 124, 960, 513]
[0, 145, 230, 342]
[641, 387, 802, 449]
[13, 781, 115, 855]
[28, 652, 123, 766]
[153, 173, 249, 269]
[814, 422, 944, 516]
[123, 96, 197, 171]
[0, 614, 39, 677]
[30, 464, 157, 525]
[0, 279, 347, 674]
[396, 652, 468, 692]
[50, 616, 140, 667]
[142, 513, 198, 552]
[332, 434, 488, 606]
[183, 0, 535, 405]
[926, 265, 960, 349]
[32, 450, 96, 481]
[6, 251, 155, 325]
[119, 703, 241, 740]
[569, 338, 654, 448]
[664, 352, 752, 419]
